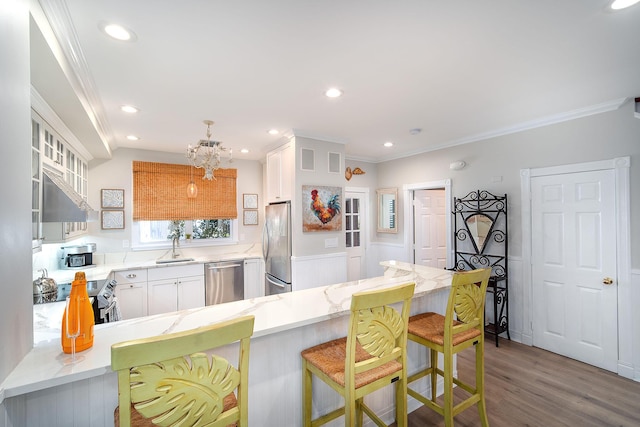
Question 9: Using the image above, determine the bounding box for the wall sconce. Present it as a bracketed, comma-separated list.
[449, 161, 466, 171]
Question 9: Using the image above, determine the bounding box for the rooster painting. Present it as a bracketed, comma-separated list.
[302, 185, 342, 231]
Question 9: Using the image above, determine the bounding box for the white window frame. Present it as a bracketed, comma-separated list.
[131, 219, 238, 250]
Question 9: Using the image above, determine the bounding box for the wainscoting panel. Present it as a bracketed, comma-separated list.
[292, 252, 347, 291]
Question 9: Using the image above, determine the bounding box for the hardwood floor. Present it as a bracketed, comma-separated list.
[396, 338, 640, 427]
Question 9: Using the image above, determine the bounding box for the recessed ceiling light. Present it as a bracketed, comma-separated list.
[121, 105, 139, 113]
[99, 22, 137, 41]
[268, 129, 279, 135]
[126, 135, 140, 141]
[384, 142, 394, 147]
[240, 149, 249, 154]
[325, 88, 343, 98]
[611, 0, 640, 9]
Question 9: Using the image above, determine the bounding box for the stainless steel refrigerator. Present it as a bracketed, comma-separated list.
[263, 201, 292, 295]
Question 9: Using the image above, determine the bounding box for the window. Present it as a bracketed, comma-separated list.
[132, 219, 236, 249]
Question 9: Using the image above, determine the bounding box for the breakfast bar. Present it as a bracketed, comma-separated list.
[2, 262, 453, 426]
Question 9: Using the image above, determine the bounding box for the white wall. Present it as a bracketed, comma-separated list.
[0, 0, 32, 388]
[87, 147, 264, 254]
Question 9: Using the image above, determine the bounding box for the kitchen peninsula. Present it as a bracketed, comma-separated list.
[3, 262, 454, 427]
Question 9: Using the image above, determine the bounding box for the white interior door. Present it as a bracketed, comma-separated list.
[531, 169, 618, 371]
[413, 189, 447, 268]
[345, 191, 366, 281]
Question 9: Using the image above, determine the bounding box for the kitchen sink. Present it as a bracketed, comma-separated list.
[155, 257, 196, 264]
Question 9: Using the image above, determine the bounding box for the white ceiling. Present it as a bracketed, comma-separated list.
[31, 0, 640, 163]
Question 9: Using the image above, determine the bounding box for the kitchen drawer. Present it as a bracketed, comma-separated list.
[148, 264, 204, 281]
[113, 268, 147, 283]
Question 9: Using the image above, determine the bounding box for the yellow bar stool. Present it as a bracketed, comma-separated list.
[301, 282, 415, 427]
[111, 315, 255, 427]
[406, 268, 492, 426]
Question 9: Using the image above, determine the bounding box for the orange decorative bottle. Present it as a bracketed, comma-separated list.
[61, 272, 95, 353]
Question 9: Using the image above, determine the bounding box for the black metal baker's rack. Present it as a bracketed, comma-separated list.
[453, 190, 510, 346]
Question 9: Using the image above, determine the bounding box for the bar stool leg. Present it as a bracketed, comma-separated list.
[430, 349, 438, 402]
[443, 346, 454, 427]
[302, 359, 312, 427]
[476, 340, 489, 427]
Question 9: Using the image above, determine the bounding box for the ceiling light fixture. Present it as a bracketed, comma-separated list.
[186, 120, 233, 180]
[268, 129, 279, 135]
[325, 88, 343, 98]
[384, 142, 394, 147]
[611, 0, 640, 9]
[121, 105, 139, 113]
[240, 149, 249, 154]
[126, 135, 139, 141]
[187, 165, 198, 198]
[100, 22, 137, 41]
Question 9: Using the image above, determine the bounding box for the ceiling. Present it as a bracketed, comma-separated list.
[30, 0, 640, 163]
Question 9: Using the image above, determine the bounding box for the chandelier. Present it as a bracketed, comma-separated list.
[186, 120, 232, 181]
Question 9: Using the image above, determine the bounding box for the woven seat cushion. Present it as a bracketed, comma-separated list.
[408, 312, 481, 346]
[301, 337, 402, 388]
[114, 393, 238, 427]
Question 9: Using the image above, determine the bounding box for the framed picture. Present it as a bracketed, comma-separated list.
[302, 185, 342, 232]
[243, 193, 258, 209]
[101, 189, 124, 209]
[243, 210, 258, 226]
[101, 210, 125, 230]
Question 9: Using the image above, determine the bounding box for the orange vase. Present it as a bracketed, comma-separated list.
[61, 272, 95, 353]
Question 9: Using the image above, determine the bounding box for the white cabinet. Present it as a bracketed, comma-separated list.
[266, 141, 294, 203]
[113, 269, 148, 320]
[147, 264, 205, 316]
[244, 258, 265, 299]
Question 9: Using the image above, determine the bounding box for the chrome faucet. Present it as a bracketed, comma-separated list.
[172, 235, 180, 258]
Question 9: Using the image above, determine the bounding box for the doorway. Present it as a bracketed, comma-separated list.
[345, 187, 368, 281]
[403, 180, 452, 268]
[521, 157, 631, 374]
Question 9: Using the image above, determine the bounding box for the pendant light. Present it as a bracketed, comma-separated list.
[187, 165, 198, 198]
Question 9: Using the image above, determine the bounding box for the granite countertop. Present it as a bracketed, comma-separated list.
[3, 261, 453, 402]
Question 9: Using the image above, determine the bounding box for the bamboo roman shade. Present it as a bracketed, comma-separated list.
[133, 161, 237, 221]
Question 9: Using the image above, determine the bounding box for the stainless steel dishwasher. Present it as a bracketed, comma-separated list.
[205, 260, 244, 305]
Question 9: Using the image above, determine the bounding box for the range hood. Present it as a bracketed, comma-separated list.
[42, 168, 97, 222]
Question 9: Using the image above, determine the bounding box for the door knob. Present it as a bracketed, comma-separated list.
[603, 277, 614, 285]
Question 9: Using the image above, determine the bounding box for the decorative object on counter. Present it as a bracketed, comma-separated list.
[345, 166, 366, 181]
[302, 185, 342, 232]
[101, 188, 124, 209]
[61, 272, 95, 357]
[101, 210, 124, 229]
[186, 120, 233, 180]
[243, 193, 258, 209]
[186, 164, 198, 198]
[453, 189, 509, 346]
[111, 315, 255, 427]
[301, 282, 415, 426]
[243, 209, 258, 225]
[33, 268, 58, 304]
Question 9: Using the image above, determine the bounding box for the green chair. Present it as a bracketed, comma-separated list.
[407, 268, 491, 426]
[111, 315, 254, 427]
[301, 282, 415, 426]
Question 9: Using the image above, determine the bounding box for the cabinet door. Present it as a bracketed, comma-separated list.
[148, 278, 178, 315]
[266, 149, 282, 203]
[244, 258, 265, 299]
[116, 283, 147, 320]
[177, 276, 205, 310]
[279, 142, 294, 201]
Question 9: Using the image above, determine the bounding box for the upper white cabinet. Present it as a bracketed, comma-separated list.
[31, 110, 90, 243]
[266, 141, 294, 203]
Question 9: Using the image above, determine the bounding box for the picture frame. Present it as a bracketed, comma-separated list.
[243, 193, 258, 209]
[243, 210, 258, 226]
[101, 188, 125, 209]
[101, 210, 125, 230]
[302, 185, 342, 232]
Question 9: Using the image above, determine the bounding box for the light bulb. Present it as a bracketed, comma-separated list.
[187, 181, 198, 198]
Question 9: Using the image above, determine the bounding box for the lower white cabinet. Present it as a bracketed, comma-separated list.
[244, 257, 265, 299]
[113, 269, 148, 320]
[147, 264, 205, 316]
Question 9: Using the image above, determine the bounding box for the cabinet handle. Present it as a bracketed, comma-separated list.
[129, 284, 134, 288]
[127, 273, 137, 278]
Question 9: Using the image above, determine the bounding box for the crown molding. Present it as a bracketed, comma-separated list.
[37, 0, 114, 153]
